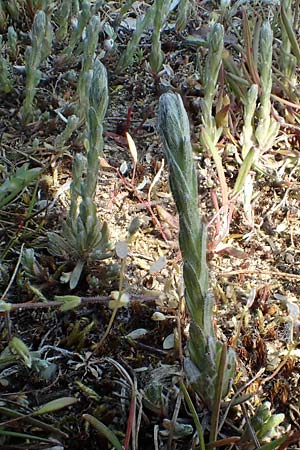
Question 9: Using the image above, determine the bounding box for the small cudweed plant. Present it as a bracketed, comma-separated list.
[149, 0, 171, 74]
[64, 0, 91, 56]
[200, 23, 230, 246]
[55, 115, 80, 149]
[7, 26, 17, 59]
[255, 22, 279, 153]
[55, 0, 72, 41]
[158, 92, 235, 410]
[117, 3, 156, 72]
[233, 21, 280, 196]
[232, 84, 258, 197]
[21, 10, 47, 123]
[0, 35, 13, 93]
[176, 0, 191, 32]
[77, 14, 101, 120]
[48, 59, 112, 289]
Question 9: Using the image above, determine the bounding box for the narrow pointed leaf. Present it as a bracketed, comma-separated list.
[70, 260, 85, 289]
[83, 414, 123, 450]
[34, 397, 78, 415]
[0, 430, 53, 443]
[258, 436, 288, 450]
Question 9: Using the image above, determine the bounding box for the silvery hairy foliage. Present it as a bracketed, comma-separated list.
[21, 10, 52, 123]
[49, 59, 112, 289]
[158, 92, 235, 409]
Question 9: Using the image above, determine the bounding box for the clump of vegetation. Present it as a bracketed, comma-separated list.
[0, 164, 42, 210]
[149, 0, 171, 73]
[63, 0, 92, 56]
[77, 14, 102, 120]
[233, 20, 279, 196]
[200, 23, 231, 248]
[158, 92, 236, 447]
[49, 59, 112, 289]
[0, 35, 13, 93]
[0, 1, 298, 449]
[21, 10, 48, 123]
[116, 2, 156, 72]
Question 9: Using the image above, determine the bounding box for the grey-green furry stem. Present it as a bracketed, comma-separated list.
[21, 10, 47, 123]
[158, 92, 208, 328]
[158, 92, 235, 409]
[255, 22, 279, 152]
[0, 36, 13, 93]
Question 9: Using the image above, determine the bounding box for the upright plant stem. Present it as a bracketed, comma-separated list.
[158, 92, 235, 411]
